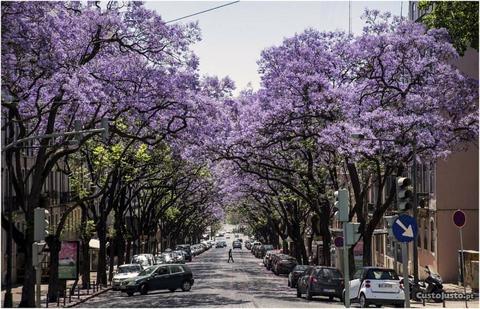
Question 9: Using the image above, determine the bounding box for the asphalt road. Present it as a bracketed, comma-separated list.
[80, 241, 341, 308]
[79, 236, 476, 308]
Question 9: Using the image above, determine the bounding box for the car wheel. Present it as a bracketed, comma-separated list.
[395, 302, 405, 308]
[375, 305, 381, 308]
[169, 288, 176, 292]
[329, 296, 334, 301]
[140, 284, 148, 295]
[181, 280, 192, 292]
[359, 293, 368, 308]
[127, 291, 134, 297]
[296, 287, 301, 298]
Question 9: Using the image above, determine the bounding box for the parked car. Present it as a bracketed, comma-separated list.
[112, 264, 143, 291]
[121, 264, 194, 296]
[215, 241, 224, 248]
[269, 253, 288, 272]
[131, 254, 155, 267]
[263, 250, 281, 269]
[245, 240, 252, 250]
[232, 241, 242, 249]
[256, 244, 274, 259]
[155, 252, 174, 264]
[172, 251, 186, 264]
[288, 265, 310, 288]
[251, 242, 262, 255]
[297, 266, 344, 301]
[346, 267, 404, 307]
[175, 245, 192, 262]
[272, 254, 297, 275]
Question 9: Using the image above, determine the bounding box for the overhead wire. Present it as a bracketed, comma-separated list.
[165, 1, 240, 24]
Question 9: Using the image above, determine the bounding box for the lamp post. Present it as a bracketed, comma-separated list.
[351, 133, 419, 282]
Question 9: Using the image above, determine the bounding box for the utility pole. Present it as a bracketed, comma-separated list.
[412, 139, 419, 284]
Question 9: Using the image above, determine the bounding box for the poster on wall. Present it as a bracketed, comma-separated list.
[58, 241, 79, 280]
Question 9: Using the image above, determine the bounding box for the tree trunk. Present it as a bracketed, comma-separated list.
[96, 223, 107, 285]
[125, 240, 131, 264]
[319, 217, 332, 266]
[363, 228, 374, 266]
[46, 236, 62, 302]
[19, 219, 35, 307]
[108, 237, 114, 282]
[348, 246, 356, 275]
[80, 238, 91, 289]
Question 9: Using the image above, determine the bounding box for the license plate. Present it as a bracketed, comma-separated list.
[324, 289, 335, 293]
[379, 283, 392, 288]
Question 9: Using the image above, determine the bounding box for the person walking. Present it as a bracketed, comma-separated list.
[227, 248, 234, 263]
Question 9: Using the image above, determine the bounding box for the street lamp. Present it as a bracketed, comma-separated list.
[351, 133, 419, 283]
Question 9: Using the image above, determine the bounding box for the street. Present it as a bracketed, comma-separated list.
[80, 237, 477, 308]
[82, 241, 340, 308]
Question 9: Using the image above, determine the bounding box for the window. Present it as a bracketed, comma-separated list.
[169, 265, 184, 274]
[366, 269, 399, 280]
[353, 270, 363, 280]
[430, 218, 436, 253]
[155, 266, 169, 275]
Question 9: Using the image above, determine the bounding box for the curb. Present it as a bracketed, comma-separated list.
[65, 287, 111, 308]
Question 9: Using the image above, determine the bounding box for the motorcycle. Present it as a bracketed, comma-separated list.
[401, 266, 444, 303]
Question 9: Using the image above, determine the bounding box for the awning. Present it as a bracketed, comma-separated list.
[89, 239, 100, 249]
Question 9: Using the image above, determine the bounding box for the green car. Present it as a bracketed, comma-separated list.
[121, 264, 194, 296]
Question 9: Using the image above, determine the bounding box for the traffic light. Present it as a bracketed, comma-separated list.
[334, 189, 349, 222]
[345, 222, 361, 246]
[396, 177, 412, 211]
[34, 207, 50, 242]
[101, 118, 109, 143]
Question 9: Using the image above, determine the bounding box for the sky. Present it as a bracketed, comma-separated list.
[146, 1, 408, 93]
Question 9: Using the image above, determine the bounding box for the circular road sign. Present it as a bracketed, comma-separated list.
[334, 236, 344, 247]
[453, 210, 466, 228]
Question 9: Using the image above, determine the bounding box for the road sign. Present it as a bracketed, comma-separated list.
[392, 214, 418, 243]
[453, 210, 466, 228]
[334, 236, 343, 247]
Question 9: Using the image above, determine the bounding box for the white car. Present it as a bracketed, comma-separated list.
[112, 264, 143, 290]
[345, 267, 405, 307]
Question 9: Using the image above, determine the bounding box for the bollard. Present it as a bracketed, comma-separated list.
[46, 294, 49, 308]
[63, 294, 66, 306]
[68, 291, 71, 303]
[422, 297, 425, 306]
[87, 283, 89, 295]
[57, 292, 61, 307]
[78, 286, 80, 299]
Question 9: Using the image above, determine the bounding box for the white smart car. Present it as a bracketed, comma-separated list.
[112, 264, 143, 291]
[345, 267, 405, 307]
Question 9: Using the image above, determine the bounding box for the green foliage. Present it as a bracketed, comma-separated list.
[419, 1, 478, 55]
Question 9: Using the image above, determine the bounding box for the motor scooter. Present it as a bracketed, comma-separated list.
[401, 266, 444, 302]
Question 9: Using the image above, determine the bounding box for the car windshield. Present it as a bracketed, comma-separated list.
[118, 266, 141, 273]
[264, 245, 274, 250]
[366, 269, 399, 280]
[138, 266, 157, 276]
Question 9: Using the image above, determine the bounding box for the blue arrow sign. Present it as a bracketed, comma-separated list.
[392, 214, 418, 243]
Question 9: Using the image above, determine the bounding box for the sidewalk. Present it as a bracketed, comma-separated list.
[409, 283, 479, 308]
[1, 272, 111, 308]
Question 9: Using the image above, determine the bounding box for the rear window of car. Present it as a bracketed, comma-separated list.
[264, 245, 274, 250]
[294, 265, 309, 271]
[316, 268, 342, 279]
[365, 269, 399, 280]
